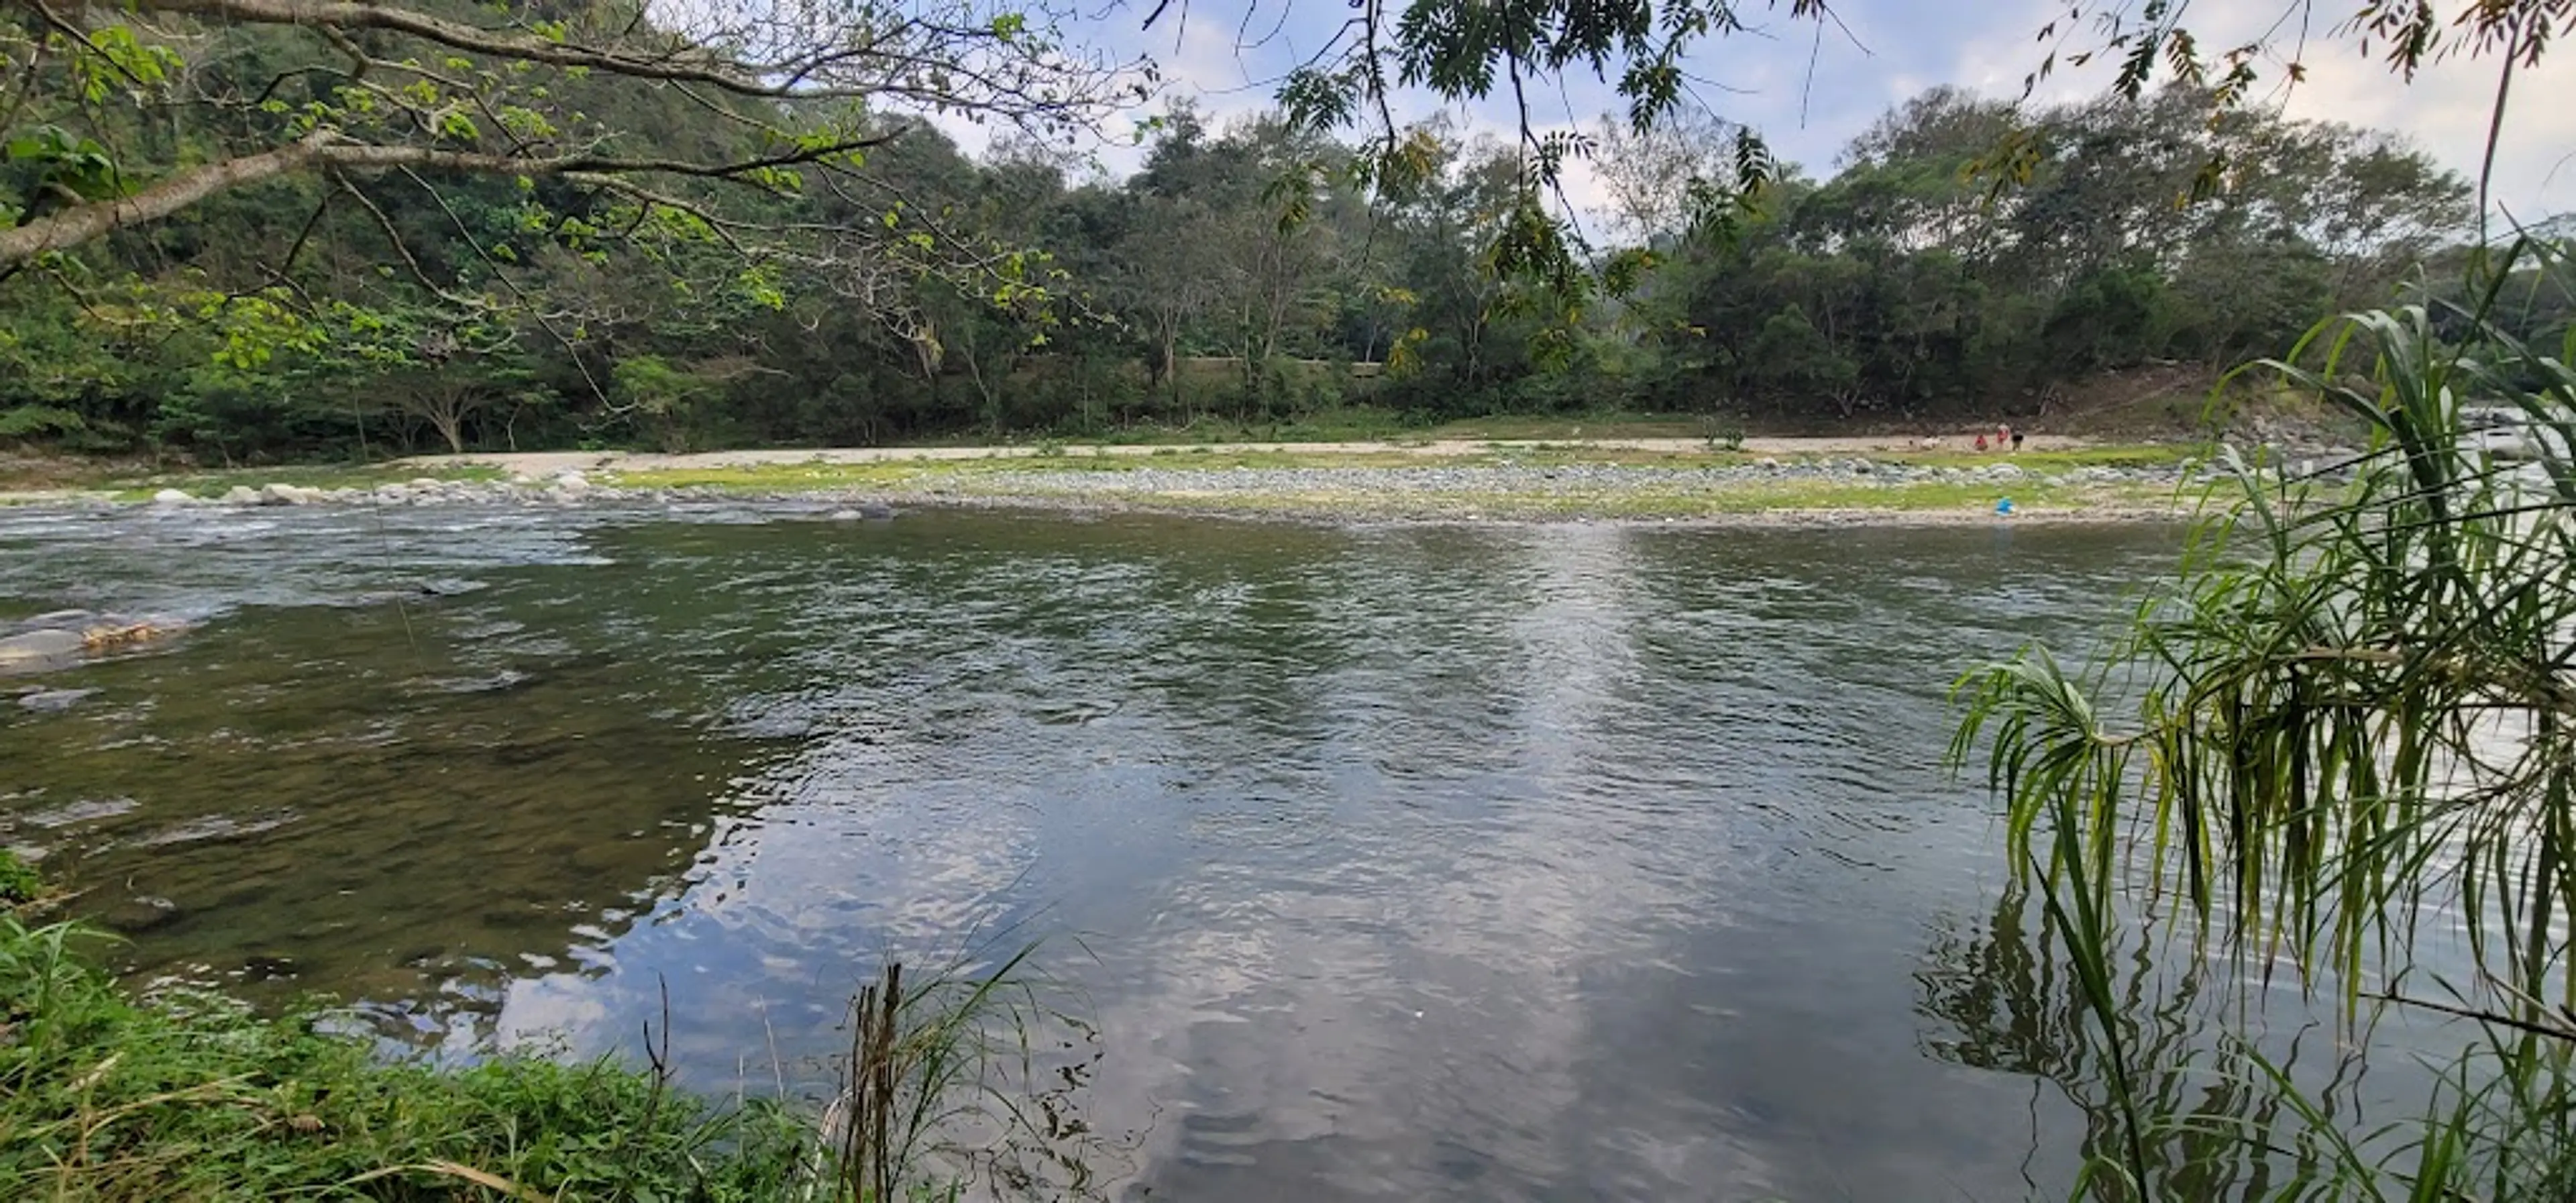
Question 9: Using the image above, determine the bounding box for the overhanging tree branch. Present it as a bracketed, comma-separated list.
[129, 0, 844, 99]
[0, 129, 898, 268]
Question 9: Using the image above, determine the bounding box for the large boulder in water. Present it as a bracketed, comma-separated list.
[0, 613, 195, 676]
[260, 482, 323, 505]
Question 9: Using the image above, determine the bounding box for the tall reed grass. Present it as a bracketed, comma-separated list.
[1952, 238, 2576, 1198]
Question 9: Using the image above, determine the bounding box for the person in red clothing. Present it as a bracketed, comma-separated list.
[1975, 432, 1989, 452]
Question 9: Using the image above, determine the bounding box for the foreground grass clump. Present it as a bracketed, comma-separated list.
[0, 917, 817, 1201]
[0, 852, 38, 906]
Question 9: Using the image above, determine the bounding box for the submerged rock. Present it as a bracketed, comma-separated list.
[0, 629, 85, 670]
[17, 687, 98, 713]
[105, 895, 182, 933]
[0, 613, 193, 676]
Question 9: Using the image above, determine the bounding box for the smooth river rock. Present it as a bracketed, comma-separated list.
[151, 488, 195, 505]
[0, 629, 85, 669]
[104, 895, 183, 933]
[261, 482, 325, 505]
[17, 687, 99, 713]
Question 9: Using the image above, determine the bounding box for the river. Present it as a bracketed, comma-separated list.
[0, 502, 2441, 1199]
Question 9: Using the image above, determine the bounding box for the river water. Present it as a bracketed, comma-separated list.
[0, 503, 2438, 1199]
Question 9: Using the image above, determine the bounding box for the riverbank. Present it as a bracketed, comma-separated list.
[0, 906, 825, 1200]
[1, 437, 2242, 525]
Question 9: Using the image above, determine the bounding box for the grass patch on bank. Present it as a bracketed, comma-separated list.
[602, 447, 2194, 520]
[0, 919, 1110, 1201]
[1037, 411, 1714, 446]
[1872, 443, 2204, 472]
[0, 917, 820, 1201]
[992, 478, 2188, 521]
[603, 448, 1514, 491]
[1, 851, 39, 907]
[1, 849, 1106, 1202]
[100, 464, 502, 501]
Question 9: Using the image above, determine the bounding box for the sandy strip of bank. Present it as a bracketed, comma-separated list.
[419, 433, 2102, 477]
[818, 490, 2196, 528]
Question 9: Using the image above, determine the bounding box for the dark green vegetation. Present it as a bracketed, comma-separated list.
[0, 902, 1093, 1202]
[0, 850, 38, 905]
[0, 0, 2521, 462]
[0, 916, 822, 1200]
[1954, 240, 2576, 1197]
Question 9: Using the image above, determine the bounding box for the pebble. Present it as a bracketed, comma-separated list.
[961, 460, 2176, 500]
[62, 456, 2216, 518]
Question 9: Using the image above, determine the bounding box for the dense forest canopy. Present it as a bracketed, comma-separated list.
[0, 0, 2561, 458]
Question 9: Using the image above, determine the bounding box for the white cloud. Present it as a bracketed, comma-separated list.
[1934, 0, 2574, 218]
[1066, 0, 2569, 220]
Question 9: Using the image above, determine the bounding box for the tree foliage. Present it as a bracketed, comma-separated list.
[0, 73, 2493, 458]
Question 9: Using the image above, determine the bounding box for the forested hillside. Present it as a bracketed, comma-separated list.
[0, 0, 2528, 460]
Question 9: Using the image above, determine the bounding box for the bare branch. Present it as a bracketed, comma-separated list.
[0, 126, 896, 268]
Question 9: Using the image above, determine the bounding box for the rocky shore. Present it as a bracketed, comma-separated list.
[70, 450, 2247, 525]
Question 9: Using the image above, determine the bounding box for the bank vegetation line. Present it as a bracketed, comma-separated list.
[419, 433, 2110, 476]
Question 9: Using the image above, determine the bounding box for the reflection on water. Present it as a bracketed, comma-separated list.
[1917, 880, 2467, 1198]
[0, 503, 2354, 1198]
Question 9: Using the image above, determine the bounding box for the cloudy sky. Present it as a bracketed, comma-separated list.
[1063, 0, 2574, 222]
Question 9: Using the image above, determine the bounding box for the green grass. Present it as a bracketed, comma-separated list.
[0, 916, 1110, 1201]
[600, 445, 2194, 522]
[603, 448, 1505, 491]
[931, 478, 2186, 522]
[0, 917, 820, 1201]
[99, 464, 502, 501]
[1872, 443, 2204, 472]
[0, 852, 1104, 1202]
[1051, 410, 1715, 446]
[0, 851, 38, 907]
